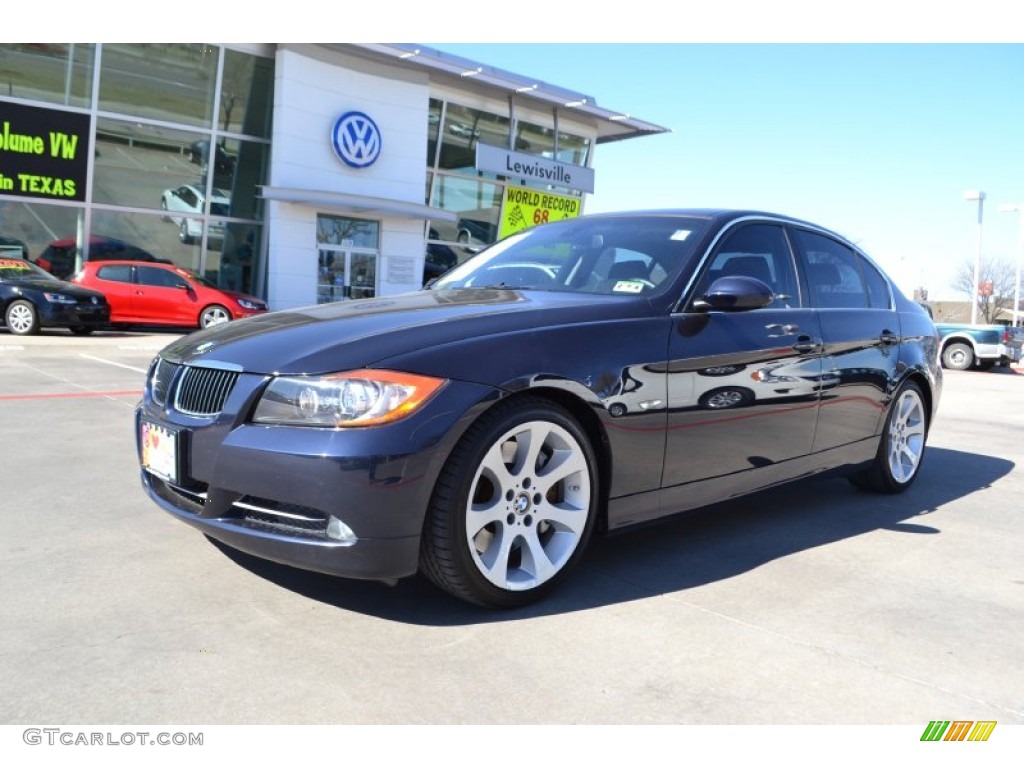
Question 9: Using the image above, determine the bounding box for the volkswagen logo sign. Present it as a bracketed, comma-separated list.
[331, 111, 382, 169]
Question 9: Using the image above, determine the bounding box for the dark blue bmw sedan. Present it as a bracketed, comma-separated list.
[137, 210, 942, 607]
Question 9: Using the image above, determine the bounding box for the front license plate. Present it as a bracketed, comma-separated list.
[141, 420, 178, 484]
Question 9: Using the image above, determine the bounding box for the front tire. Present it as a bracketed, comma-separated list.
[420, 398, 598, 608]
[199, 304, 230, 328]
[850, 381, 928, 493]
[5, 300, 40, 335]
[941, 342, 973, 370]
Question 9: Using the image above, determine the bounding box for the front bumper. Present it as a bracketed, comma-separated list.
[136, 365, 497, 581]
[39, 302, 109, 329]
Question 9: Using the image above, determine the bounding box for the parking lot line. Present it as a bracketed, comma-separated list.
[0, 390, 141, 401]
[79, 354, 149, 374]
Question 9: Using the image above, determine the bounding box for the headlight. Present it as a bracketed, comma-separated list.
[236, 298, 265, 310]
[43, 292, 77, 304]
[253, 369, 446, 427]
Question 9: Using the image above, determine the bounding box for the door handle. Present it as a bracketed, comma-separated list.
[766, 323, 800, 336]
[792, 335, 822, 354]
[879, 329, 899, 345]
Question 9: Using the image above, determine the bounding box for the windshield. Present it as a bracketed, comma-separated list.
[0, 258, 57, 281]
[433, 215, 708, 295]
[185, 271, 219, 289]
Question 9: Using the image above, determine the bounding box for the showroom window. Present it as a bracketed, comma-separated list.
[0, 44, 95, 109]
[0, 43, 273, 299]
[425, 95, 592, 268]
[98, 44, 219, 128]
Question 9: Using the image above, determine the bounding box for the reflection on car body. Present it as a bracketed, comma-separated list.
[136, 209, 942, 608]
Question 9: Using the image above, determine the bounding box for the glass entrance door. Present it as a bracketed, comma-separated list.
[317, 247, 377, 303]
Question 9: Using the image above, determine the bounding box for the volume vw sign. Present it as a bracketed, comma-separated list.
[331, 111, 382, 168]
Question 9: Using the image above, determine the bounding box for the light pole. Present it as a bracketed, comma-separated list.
[964, 190, 986, 324]
[999, 203, 1024, 327]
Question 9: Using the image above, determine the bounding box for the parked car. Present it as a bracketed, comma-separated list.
[423, 228, 459, 285]
[188, 139, 236, 176]
[0, 235, 29, 259]
[161, 184, 231, 245]
[447, 122, 480, 139]
[1, 257, 109, 335]
[934, 322, 1022, 370]
[135, 210, 942, 608]
[456, 217, 498, 250]
[34, 235, 172, 281]
[72, 261, 266, 329]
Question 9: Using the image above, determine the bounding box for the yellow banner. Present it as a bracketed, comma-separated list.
[499, 187, 582, 239]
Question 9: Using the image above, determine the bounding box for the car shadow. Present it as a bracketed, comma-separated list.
[209, 446, 1013, 625]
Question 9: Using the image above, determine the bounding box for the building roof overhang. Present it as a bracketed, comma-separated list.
[338, 43, 671, 145]
[260, 186, 457, 222]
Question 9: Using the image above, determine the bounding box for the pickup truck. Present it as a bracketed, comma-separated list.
[935, 322, 1023, 371]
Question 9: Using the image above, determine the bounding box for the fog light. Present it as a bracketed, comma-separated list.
[326, 515, 357, 544]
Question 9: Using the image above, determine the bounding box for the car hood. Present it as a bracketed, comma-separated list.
[158, 288, 651, 375]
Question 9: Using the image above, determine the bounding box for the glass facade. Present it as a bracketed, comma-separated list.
[424, 97, 592, 268]
[2, 44, 599, 303]
[0, 44, 273, 297]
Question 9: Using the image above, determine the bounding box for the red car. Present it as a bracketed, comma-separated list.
[72, 261, 267, 329]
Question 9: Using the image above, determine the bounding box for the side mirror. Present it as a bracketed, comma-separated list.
[692, 275, 774, 312]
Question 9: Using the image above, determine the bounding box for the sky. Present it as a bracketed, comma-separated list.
[18, 6, 1024, 304]
[430, 43, 1024, 302]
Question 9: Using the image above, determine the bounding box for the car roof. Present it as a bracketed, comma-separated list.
[574, 209, 854, 245]
[86, 260, 185, 270]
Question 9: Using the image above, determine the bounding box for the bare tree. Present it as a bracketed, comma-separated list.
[951, 257, 1018, 323]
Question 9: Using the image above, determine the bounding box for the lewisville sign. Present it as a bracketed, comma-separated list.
[476, 143, 595, 194]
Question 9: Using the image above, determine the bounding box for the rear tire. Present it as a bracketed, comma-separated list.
[850, 381, 928, 493]
[941, 342, 973, 370]
[420, 397, 598, 608]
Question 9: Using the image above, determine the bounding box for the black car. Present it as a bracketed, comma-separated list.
[1, 257, 110, 335]
[423, 229, 459, 285]
[136, 210, 942, 608]
[1, 234, 29, 260]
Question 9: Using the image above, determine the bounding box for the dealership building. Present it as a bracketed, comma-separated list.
[0, 44, 667, 310]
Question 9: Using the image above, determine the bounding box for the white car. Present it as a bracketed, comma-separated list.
[160, 185, 231, 245]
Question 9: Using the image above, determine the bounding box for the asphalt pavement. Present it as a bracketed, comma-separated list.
[1, 326, 1022, 732]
